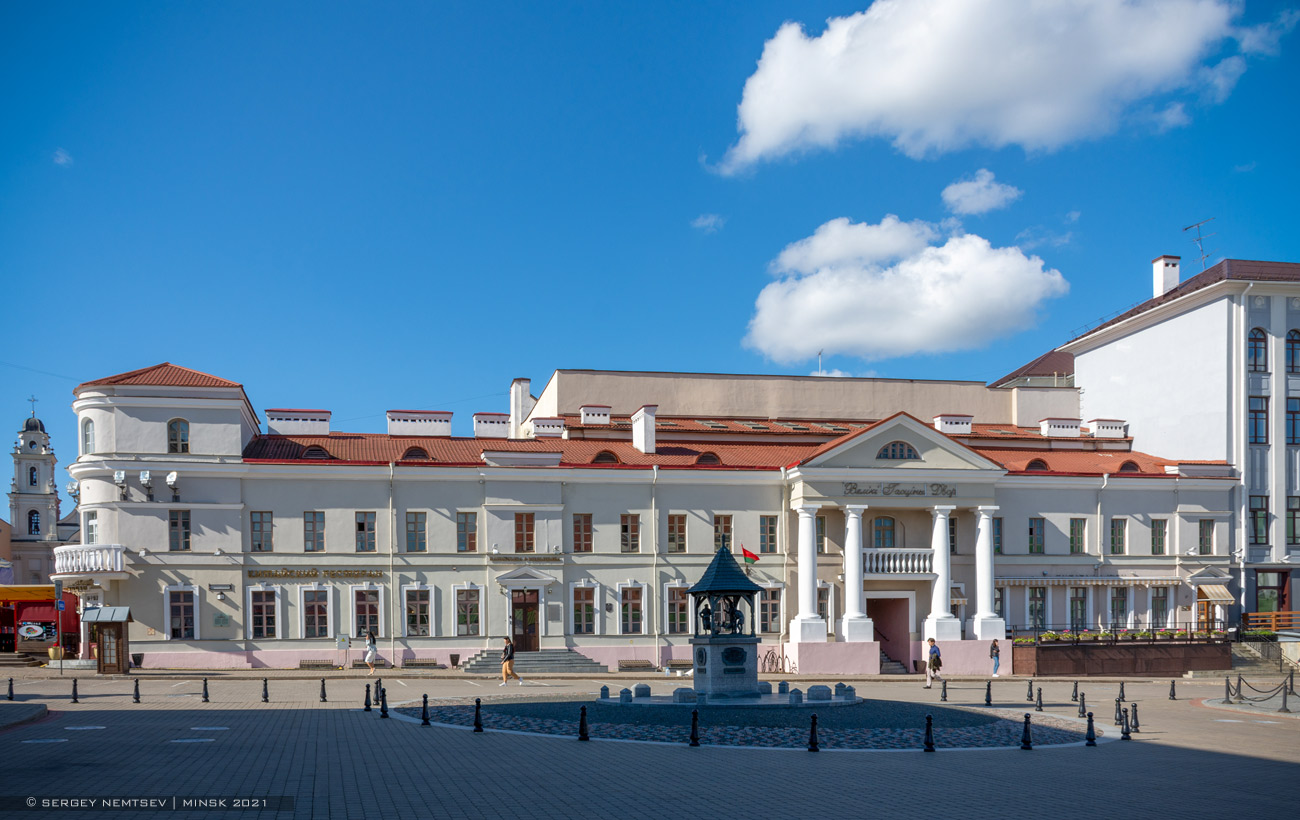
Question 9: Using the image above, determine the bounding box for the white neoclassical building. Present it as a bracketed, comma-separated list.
[54, 361, 1238, 674]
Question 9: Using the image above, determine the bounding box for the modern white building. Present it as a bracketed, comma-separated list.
[55, 361, 1237, 673]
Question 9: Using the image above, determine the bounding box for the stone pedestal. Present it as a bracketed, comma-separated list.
[923, 616, 962, 642]
[968, 615, 1006, 641]
[839, 614, 875, 642]
[691, 634, 761, 699]
[789, 615, 828, 644]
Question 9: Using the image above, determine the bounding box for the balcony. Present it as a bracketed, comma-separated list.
[863, 549, 934, 575]
[51, 544, 130, 583]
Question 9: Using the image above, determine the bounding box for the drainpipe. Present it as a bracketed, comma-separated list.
[651, 465, 660, 665]
[480, 470, 489, 653]
[1237, 283, 1253, 620]
[1096, 473, 1109, 557]
[781, 467, 791, 644]
[388, 462, 396, 664]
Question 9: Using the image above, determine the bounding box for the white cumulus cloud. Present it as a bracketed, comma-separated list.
[720, 0, 1260, 172]
[691, 213, 726, 234]
[942, 169, 1022, 215]
[745, 216, 1069, 362]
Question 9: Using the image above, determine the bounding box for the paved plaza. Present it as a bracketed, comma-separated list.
[0, 671, 1296, 819]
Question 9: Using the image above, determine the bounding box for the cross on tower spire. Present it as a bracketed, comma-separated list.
[27, 395, 37, 417]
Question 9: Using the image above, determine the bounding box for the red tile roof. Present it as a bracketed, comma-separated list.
[988, 350, 1074, 388]
[972, 448, 1172, 476]
[76, 362, 242, 391]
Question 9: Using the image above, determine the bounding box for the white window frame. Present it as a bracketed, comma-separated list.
[662, 581, 689, 636]
[162, 583, 200, 641]
[349, 583, 386, 639]
[400, 582, 434, 638]
[81, 417, 95, 456]
[1109, 586, 1132, 629]
[404, 510, 429, 553]
[757, 582, 784, 635]
[1024, 586, 1050, 630]
[451, 582, 483, 638]
[244, 583, 285, 641]
[83, 510, 98, 545]
[298, 583, 335, 640]
[816, 579, 835, 624]
[615, 581, 646, 636]
[570, 580, 602, 636]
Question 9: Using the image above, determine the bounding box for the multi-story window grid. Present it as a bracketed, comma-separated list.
[456, 589, 480, 636]
[1289, 398, 1300, 445]
[713, 514, 732, 551]
[621, 587, 642, 634]
[1028, 517, 1045, 554]
[1151, 587, 1169, 629]
[1069, 518, 1086, 554]
[304, 589, 329, 638]
[405, 512, 426, 553]
[621, 514, 640, 553]
[406, 589, 430, 636]
[759, 515, 778, 554]
[760, 588, 781, 633]
[1151, 519, 1167, 555]
[992, 517, 1003, 554]
[667, 514, 687, 553]
[250, 590, 276, 639]
[169, 590, 195, 639]
[667, 587, 689, 634]
[1249, 397, 1269, 444]
[304, 512, 325, 552]
[251, 511, 273, 552]
[355, 590, 380, 637]
[1288, 498, 1300, 547]
[1069, 587, 1087, 631]
[84, 511, 98, 545]
[1248, 328, 1268, 371]
[1289, 330, 1300, 374]
[1198, 519, 1214, 555]
[169, 510, 191, 552]
[1110, 588, 1128, 629]
[355, 512, 377, 552]
[572, 514, 593, 553]
[817, 587, 829, 621]
[948, 515, 957, 553]
[515, 512, 536, 553]
[1110, 518, 1127, 555]
[816, 515, 827, 554]
[1028, 587, 1046, 629]
[456, 512, 477, 553]
[573, 587, 595, 634]
[167, 418, 190, 454]
[1250, 496, 1269, 545]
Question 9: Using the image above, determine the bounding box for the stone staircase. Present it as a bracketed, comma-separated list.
[459, 648, 609, 676]
[0, 653, 44, 668]
[879, 651, 909, 675]
[1184, 643, 1294, 679]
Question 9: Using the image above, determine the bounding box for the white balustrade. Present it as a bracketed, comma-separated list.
[862, 548, 934, 574]
[53, 544, 127, 576]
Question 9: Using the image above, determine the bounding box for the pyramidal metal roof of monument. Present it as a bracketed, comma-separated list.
[688, 546, 763, 595]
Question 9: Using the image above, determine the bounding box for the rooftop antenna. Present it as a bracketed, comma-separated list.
[1182, 218, 1216, 272]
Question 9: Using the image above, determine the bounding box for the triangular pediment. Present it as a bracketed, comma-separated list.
[1186, 565, 1232, 583]
[801, 412, 1003, 471]
[494, 566, 560, 585]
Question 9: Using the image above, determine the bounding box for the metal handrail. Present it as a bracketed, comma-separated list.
[1010, 620, 1229, 645]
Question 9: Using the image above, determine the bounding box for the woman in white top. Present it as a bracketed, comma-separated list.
[364, 631, 378, 674]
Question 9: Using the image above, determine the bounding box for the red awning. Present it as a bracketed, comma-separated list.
[15, 594, 81, 631]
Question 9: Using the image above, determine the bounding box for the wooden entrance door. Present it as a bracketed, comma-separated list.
[96, 624, 128, 674]
[511, 590, 539, 652]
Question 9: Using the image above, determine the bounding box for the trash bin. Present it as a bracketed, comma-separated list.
[131, 653, 144, 668]
[450, 654, 460, 668]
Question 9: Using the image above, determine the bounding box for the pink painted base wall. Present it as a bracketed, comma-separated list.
[911, 639, 1009, 676]
[785, 641, 881, 675]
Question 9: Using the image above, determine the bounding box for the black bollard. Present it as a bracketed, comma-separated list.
[1169, 680, 1177, 701]
[1223, 676, 1233, 704]
[923, 714, 935, 753]
[364, 683, 372, 712]
[421, 694, 430, 726]
[1027, 679, 1034, 702]
[375, 677, 383, 700]
[1071, 681, 1078, 702]
[473, 697, 483, 733]
[1078, 692, 1087, 719]
[1085, 712, 1097, 747]
[940, 679, 947, 702]
[1114, 697, 1123, 726]
[6, 678, 12, 701]
[262, 678, 269, 704]
[379, 687, 389, 719]
[1130, 702, 1140, 732]
[1120, 707, 1131, 740]
[1279, 685, 1292, 715]
[71, 679, 79, 704]
[320, 679, 327, 703]
[1290, 669, 1296, 697]
[689, 709, 700, 747]
[1118, 681, 1125, 702]
[1035, 687, 1043, 712]
[1234, 674, 1244, 704]
[578, 705, 589, 741]
[1020, 713, 1033, 750]
[807, 713, 820, 752]
[133, 679, 140, 704]
[202, 678, 209, 703]
[985, 680, 992, 706]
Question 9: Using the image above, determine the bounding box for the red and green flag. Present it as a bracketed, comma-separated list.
[741, 546, 759, 564]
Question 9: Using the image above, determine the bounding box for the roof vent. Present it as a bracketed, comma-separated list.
[579, 405, 611, 425]
[530, 417, 565, 438]
[266, 409, 331, 436]
[387, 410, 452, 437]
[933, 414, 973, 436]
[1153, 255, 1180, 298]
[1039, 418, 1081, 438]
[1087, 419, 1128, 439]
[632, 405, 657, 454]
[473, 413, 509, 439]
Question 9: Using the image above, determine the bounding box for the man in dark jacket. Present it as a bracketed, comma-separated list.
[500, 636, 523, 686]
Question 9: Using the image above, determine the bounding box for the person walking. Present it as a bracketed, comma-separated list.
[499, 636, 523, 686]
[924, 638, 942, 688]
[364, 630, 378, 675]
[990, 638, 1001, 677]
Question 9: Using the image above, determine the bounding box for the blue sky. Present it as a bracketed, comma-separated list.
[2, 1, 1298, 504]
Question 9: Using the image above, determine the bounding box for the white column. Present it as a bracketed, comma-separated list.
[789, 505, 827, 643]
[924, 505, 961, 641]
[969, 505, 1005, 640]
[839, 505, 873, 641]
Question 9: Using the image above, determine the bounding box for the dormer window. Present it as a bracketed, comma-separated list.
[592, 450, 620, 464]
[1248, 328, 1268, 372]
[695, 452, 721, 465]
[876, 441, 920, 460]
[302, 446, 331, 460]
[1025, 459, 1050, 471]
[167, 419, 190, 454]
[1118, 460, 1141, 473]
[401, 447, 431, 460]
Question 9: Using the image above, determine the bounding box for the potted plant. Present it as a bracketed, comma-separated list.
[48, 644, 64, 661]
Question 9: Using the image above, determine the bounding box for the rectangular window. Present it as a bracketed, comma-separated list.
[355, 512, 376, 553]
[759, 515, 778, 554]
[1069, 587, 1087, 631]
[169, 590, 195, 639]
[667, 587, 689, 634]
[304, 589, 329, 638]
[1151, 587, 1169, 629]
[405, 589, 429, 636]
[621, 514, 640, 553]
[1249, 396, 1269, 444]
[1110, 588, 1128, 629]
[1289, 398, 1300, 445]
[760, 588, 781, 633]
[573, 587, 596, 634]
[169, 510, 191, 552]
[993, 587, 1005, 621]
[667, 514, 687, 554]
[1150, 519, 1167, 555]
[515, 512, 535, 553]
[621, 587, 643, 634]
[816, 515, 827, 554]
[1069, 518, 1086, 554]
[84, 511, 98, 545]
[1198, 519, 1214, 555]
[354, 589, 380, 637]
[713, 514, 732, 551]
[251, 511, 273, 552]
[992, 517, 1003, 555]
[572, 514, 593, 553]
[816, 587, 829, 621]
[456, 589, 480, 636]
[1110, 518, 1127, 555]
[948, 515, 957, 554]
[1289, 498, 1300, 547]
[1028, 517, 1045, 554]
[405, 512, 426, 553]
[1250, 496, 1269, 545]
[1028, 587, 1046, 629]
[250, 589, 276, 639]
[456, 512, 477, 553]
[304, 512, 325, 552]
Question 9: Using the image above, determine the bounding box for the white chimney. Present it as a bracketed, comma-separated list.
[1087, 418, 1128, 439]
[473, 412, 509, 438]
[933, 414, 973, 436]
[509, 378, 536, 439]
[1039, 417, 1082, 438]
[579, 405, 611, 425]
[632, 405, 657, 454]
[266, 409, 331, 436]
[1153, 255, 1180, 297]
[530, 417, 564, 438]
[387, 410, 452, 437]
